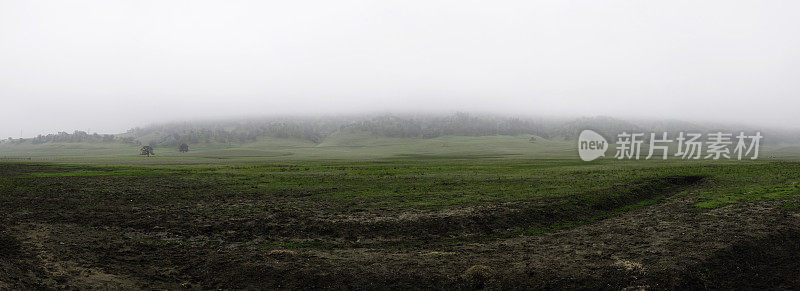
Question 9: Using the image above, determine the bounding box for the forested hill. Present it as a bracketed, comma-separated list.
[4, 113, 800, 147]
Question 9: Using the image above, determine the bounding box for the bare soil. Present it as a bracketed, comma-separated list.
[2, 192, 799, 289]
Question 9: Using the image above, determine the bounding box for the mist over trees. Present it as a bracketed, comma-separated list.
[122, 113, 561, 147]
[4, 113, 800, 147]
[341, 113, 557, 138]
[24, 131, 117, 144]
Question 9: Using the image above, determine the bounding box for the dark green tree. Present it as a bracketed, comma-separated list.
[140, 146, 155, 157]
[179, 143, 189, 153]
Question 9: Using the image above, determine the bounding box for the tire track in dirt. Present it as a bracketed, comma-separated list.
[299, 192, 800, 289]
[15, 223, 141, 289]
[463, 193, 800, 289]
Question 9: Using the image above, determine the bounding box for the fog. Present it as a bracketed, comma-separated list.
[1, 0, 799, 139]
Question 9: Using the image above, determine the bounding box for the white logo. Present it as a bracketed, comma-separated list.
[578, 130, 608, 161]
[577, 130, 763, 161]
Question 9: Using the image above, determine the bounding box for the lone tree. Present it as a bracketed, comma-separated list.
[179, 143, 189, 153]
[140, 146, 155, 157]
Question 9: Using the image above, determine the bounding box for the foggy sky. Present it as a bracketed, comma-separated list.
[1, 0, 799, 138]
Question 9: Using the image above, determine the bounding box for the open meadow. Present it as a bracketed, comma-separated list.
[4, 0, 800, 288]
[1, 137, 799, 289]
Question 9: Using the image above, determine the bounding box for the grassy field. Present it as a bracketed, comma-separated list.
[1, 136, 800, 289]
[3, 131, 800, 162]
[0, 134, 578, 162]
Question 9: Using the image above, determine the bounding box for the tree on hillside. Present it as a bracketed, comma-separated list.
[179, 143, 189, 153]
[140, 146, 155, 157]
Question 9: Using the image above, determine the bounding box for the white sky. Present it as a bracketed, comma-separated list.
[1, 0, 799, 138]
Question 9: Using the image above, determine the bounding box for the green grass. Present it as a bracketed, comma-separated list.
[690, 163, 800, 209]
[4, 134, 800, 289]
[28, 169, 172, 177]
[0, 132, 574, 162]
[2, 159, 799, 241]
[2, 133, 800, 244]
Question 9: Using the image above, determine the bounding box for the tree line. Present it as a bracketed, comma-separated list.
[27, 131, 117, 144]
[6, 114, 800, 147]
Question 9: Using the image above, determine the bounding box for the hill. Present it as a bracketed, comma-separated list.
[2, 113, 800, 161]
